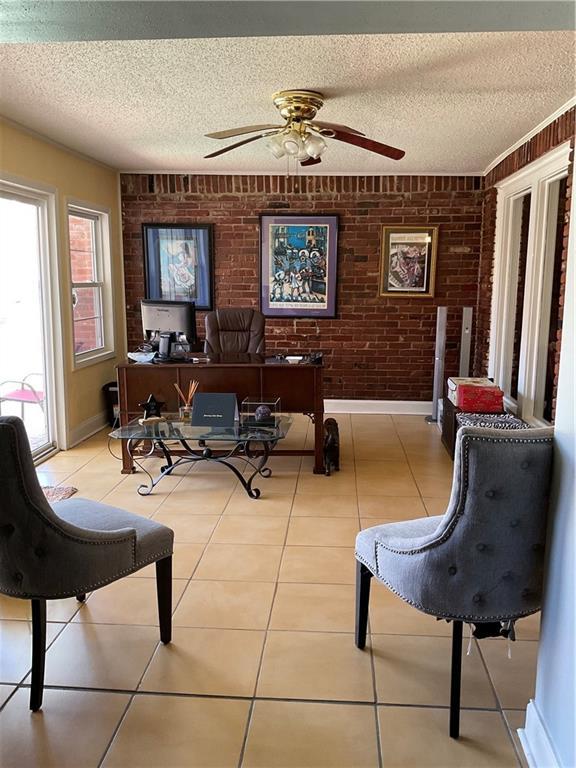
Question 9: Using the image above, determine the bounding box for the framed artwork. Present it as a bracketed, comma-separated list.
[143, 224, 214, 310]
[379, 226, 438, 298]
[260, 214, 338, 318]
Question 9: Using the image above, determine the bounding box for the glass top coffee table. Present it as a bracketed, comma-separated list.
[110, 417, 292, 498]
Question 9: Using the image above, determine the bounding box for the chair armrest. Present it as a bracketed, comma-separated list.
[54, 517, 137, 547]
[374, 516, 446, 555]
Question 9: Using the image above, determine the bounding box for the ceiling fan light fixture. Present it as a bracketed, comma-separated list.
[265, 133, 286, 159]
[304, 132, 327, 159]
[282, 129, 302, 156]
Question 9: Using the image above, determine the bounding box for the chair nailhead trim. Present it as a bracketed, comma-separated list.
[1, 545, 173, 600]
[355, 553, 539, 622]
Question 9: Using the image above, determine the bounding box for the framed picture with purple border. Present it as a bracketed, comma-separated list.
[260, 214, 338, 318]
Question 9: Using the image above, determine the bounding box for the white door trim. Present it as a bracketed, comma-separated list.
[0, 173, 67, 450]
[488, 142, 571, 421]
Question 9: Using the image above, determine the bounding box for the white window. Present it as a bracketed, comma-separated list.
[490, 143, 570, 425]
[67, 203, 115, 367]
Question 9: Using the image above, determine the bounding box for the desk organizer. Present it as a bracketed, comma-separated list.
[241, 397, 280, 427]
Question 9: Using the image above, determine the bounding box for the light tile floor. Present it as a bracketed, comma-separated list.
[0, 414, 538, 767]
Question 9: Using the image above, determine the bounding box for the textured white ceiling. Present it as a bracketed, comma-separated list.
[0, 32, 574, 174]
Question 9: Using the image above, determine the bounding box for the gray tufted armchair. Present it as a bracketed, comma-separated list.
[0, 416, 174, 711]
[355, 425, 553, 738]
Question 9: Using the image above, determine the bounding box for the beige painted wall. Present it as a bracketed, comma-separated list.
[0, 119, 126, 444]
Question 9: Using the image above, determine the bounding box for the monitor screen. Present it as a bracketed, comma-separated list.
[141, 299, 196, 346]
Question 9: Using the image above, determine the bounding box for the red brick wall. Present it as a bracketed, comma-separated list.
[473, 108, 575, 379]
[121, 174, 483, 400]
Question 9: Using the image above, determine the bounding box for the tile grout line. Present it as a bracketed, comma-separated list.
[391, 415, 436, 517]
[475, 637, 525, 767]
[97, 693, 135, 768]
[97, 445, 242, 767]
[235, 439, 300, 768]
[12, 681, 516, 711]
[352, 420, 385, 768]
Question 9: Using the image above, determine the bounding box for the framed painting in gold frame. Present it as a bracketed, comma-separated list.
[379, 226, 438, 298]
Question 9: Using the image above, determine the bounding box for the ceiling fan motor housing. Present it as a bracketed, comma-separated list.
[272, 90, 325, 122]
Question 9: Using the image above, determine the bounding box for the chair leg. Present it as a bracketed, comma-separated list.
[450, 620, 463, 739]
[355, 560, 372, 649]
[156, 555, 172, 644]
[30, 598, 46, 712]
[76, 594, 86, 602]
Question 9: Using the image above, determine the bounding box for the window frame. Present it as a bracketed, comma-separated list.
[489, 142, 570, 425]
[66, 201, 115, 369]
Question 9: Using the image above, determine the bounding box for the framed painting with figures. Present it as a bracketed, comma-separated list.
[379, 226, 438, 298]
[260, 214, 338, 318]
[143, 224, 214, 310]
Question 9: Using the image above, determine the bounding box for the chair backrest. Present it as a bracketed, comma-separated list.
[0, 416, 82, 598]
[204, 308, 265, 354]
[424, 425, 554, 621]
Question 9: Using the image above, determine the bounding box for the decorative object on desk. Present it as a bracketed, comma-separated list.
[138, 394, 165, 419]
[143, 224, 214, 310]
[127, 352, 156, 363]
[174, 380, 199, 423]
[379, 226, 438, 298]
[323, 418, 340, 476]
[241, 397, 280, 427]
[192, 392, 239, 427]
[255, 405, 272, 422]
[42, 486, 77, 503]
[138, 415, 167, 426]
[260, 214, 338, 318]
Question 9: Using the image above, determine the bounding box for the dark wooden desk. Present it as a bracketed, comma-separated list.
[117, 354, 325, 474]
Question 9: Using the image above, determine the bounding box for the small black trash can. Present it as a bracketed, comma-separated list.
[102, 381, 119, 427]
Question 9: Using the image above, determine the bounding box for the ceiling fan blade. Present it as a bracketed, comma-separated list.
[204, 134, 266, 158]
[311, 121, 365, 136]
[205, 124, 280, 139]
[300, 156, 322, 167]
[331, 129, 405, 160]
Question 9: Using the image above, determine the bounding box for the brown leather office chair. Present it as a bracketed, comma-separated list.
[204, 308, 265, 354]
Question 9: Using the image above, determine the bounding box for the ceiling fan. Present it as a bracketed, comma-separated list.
[204, 89, 405, 167]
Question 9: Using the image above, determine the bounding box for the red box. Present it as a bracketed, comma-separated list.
[456, 384, 504, 413]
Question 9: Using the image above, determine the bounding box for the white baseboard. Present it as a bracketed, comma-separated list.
[66, 410, 108, 448]
[324, 399, 433, 415]
[518, 700, 561, 768]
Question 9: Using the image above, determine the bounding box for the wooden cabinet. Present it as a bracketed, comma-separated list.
[441, 396, 460, 459]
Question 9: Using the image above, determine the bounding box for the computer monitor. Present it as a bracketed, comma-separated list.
[141, 299, 197, 349]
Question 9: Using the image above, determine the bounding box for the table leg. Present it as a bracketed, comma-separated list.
[121, 438, 135, 474]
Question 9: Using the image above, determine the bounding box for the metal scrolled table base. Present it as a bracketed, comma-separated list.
[127, 437, 276, 498]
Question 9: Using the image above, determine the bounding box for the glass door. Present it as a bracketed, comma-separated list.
[0, 193, 54, 456]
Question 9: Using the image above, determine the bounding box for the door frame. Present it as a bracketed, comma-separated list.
[0, 174, 67, 452]
[488, 142, 571, 423]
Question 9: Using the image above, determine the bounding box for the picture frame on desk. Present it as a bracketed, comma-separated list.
[260, 214, 338, 318]
[379, 225, 438, 298]
[143, 223, 214, 310]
